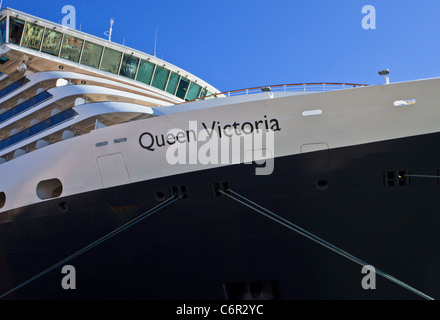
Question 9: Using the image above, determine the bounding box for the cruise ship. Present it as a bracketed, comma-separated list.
[0, 7, 439, 300]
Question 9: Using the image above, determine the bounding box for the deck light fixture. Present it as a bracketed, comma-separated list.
[378, 69, 390, 84]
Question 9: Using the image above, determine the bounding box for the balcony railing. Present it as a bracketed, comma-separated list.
[184, 82, 368, 103]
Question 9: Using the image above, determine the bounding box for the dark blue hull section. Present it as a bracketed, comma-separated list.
[2, 132, 440, 300]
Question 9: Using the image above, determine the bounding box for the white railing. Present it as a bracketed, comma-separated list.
[185, 82, 368, 103]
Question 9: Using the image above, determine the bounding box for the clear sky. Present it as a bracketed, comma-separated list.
[3, 0, 440, 92]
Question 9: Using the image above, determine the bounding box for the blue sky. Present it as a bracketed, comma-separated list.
[4, 0, 440, 92]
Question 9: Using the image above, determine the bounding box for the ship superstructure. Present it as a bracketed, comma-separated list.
[0, 8, 220, 168]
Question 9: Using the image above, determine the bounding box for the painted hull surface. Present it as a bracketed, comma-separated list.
[1, 130, 440, 300]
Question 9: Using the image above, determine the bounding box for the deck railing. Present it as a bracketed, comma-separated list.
[184, 82, 368, 103]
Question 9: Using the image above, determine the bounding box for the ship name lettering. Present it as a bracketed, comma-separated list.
[139, 116, 280, 151]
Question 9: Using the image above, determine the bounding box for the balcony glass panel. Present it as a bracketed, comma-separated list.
[0, 91, 52, 123]
[0, 77, 29, 100]
[0, 108, 77, 151]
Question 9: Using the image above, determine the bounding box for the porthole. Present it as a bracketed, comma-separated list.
[36, 178, 63, 200]
[59, 201, 68, 213]
[316, 178, 329, 190]
[154, 189, 166, 202]
[0, 192, 5, 208]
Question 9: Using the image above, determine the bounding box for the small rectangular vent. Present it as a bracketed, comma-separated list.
[384, 170, 410, 187]
[114, 137, 127, 144]
[95, 141, 108, 147]
[211, 181, 231, 197]
[170, 185, 189, 199]
[302, 109, 322, 116]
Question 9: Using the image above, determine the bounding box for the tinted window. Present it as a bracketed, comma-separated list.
[176, 78, 190, 99]
[80, 41, 103, 68]
[41, 29, 63, 56]
[100, 47, 122, 74]
[151, 65, 169, 90]
[9, 18, 25, 45]
[205, 91, 216, 99]
[165, 72, 180, 95]
[185, 82, 201, 101]
[136, 59, 155, 85]
[21, 22, 45, 50]
[119, 54, 139, 79]
[60, 35, 83, 62]
[0, 19, 6, 45]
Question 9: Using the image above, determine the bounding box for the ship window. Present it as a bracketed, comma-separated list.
[0, 18, 6, 45]
[0, 90, 52, 124]
[119, 54, 139, 79]
[100, 47, 122, 74]
[0, 77, 29, 100]
[21, 22, 45, 50]
[151, 65, 169, 90]
[9, 17, 25, 45]
[0, 192, 5, 208]
[36, 178, 63, 200]
[80, 41, 103, 68]
[60, 35, 83, 63]
[41, 29, 63, 56]
[166, 72, 180, 95]
[185, 82, 201, 101]
[136, 59, 155, 85]
[200, 88, 207, 99]
[176, 78, 190, 99]
[394, 99, 416, 107]
[205, 91, 216, 99]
